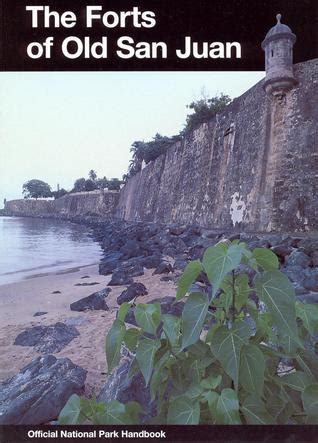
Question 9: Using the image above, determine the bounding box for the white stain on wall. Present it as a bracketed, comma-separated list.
[230, 192, 246, 226]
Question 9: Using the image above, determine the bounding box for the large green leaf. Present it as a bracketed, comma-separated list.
[167, 396, 200, 424]
[150, 351, 170, 400]
[135, 303, 161, 335]
[181, 292, 209, 350]
[278, 370, 314, 392]
[105, 319, 126, 372]
[203, 243, 242, 295]
[210, 321, 251, 389]
[302, 384, 318, 423]
[123, 328, 140, 353]
[162, 314, 180, 347]
[220, 273, 250, 313]
[240, 344, 265, 395]
[295, 349, 318, 379]
[241, 394, 274, 424]
[295, 302, 318, 336]
[255, 270, 301, 346]
[136, 337, 161, 386]
[253, 248, 279, 271]
[176, 260, 202, 300]
[95, 400, 127, 425]
[58, 394, 82, 424]
[215, 388, 241, 424]
[117, 302, 130, 322]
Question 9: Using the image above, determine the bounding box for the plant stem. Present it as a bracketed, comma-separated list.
[232, 270, 236, 323]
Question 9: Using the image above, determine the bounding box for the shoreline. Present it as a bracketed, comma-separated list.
[0, 262, 177, 396]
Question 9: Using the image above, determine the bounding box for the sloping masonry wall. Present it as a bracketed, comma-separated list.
[3, 59, 318, 232]
[117, 59, 318, 232]
[4, 191, 119, 220]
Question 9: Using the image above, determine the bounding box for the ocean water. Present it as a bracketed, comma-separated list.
[0, 217, 102, 285]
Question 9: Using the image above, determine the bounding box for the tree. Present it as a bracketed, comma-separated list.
[84, 179, 97, 192]
[96, 176, 108, 190]
[107, 178, 122, 191]
[52, 188, 68, 199]
[88, 169, 97, 181]
[22, 179, 52, 199]
[72, 178, 86, 192]
[182, 93, 231, 135]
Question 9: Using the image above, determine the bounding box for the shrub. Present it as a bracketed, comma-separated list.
[59, 241, 318, 424]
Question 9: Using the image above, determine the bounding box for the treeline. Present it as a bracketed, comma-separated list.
[22, 171, 123, 200]
[124, 93, 231, 180]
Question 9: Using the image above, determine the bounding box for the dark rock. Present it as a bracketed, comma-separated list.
[297, 238, 318, 255]
[120, 240, 142, 260]
[160, 275, 174, 282]
[98, 357, 155, 423]
[33, 312, 48, 317]
[141, 255, 162, 269]
[99, 259, 118, 276]
[249, 238, 270, 249]
[228, 233, 241, 241]
[149, 296, 184, 317]
[285, 250, 311, 268]
[153, 262, 173, 275]
[311, 250, 318, 267]
[304, 268, 318, 292]
[271, 244, 293, 259]
[70, 288, 111, 311]
[108, 269, 134, 286]
[168, 225, 186, 236]
[51, 291, 61, 294]
[297, 293, 318, 304]
[121, 260, 145, 277]
[99, 251, 123, 276]
[117, 283, 148, 305]
[281, 266, 306, 285]
[0, 355, 86, 424]
[266, 235, 285, 247]
[14, 322, 79, 353]
[124, 308, 138, 327]
[81, 275, 90, 279]
[173, 255, 189, 271]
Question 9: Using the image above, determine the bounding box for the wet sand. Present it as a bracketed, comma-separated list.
[0, 264, 176, 396]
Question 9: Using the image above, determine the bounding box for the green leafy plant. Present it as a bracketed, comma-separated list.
[59, 241, 318, 424]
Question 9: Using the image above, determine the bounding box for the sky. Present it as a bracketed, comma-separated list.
[0, 71, 264, 207]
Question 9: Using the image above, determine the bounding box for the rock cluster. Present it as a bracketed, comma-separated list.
[0, 355, 86, 424]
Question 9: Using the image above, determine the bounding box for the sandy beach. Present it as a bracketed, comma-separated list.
[0, 264, 177, 396]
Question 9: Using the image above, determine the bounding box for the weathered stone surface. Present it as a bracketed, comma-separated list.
[141, 254, 162, 269]
[153, 262, 173, 275]
[70, 288, 111, 311]
[0, 355, 86, 424]
[98, 357, 155, 422]
[115, 60, 318, 233]
[108, 269, 134, 286]
[285, 250, 311, 268]
[14, 322, 79, 353]
[33, 312, 48, 317]
[117, 283, 148, 305]
[304, 268, 318, 292]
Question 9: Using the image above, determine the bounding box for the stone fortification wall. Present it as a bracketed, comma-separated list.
[4, 191, 119, 220]
[3, 199, 55, 217]
[116, 59, 318, 232]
